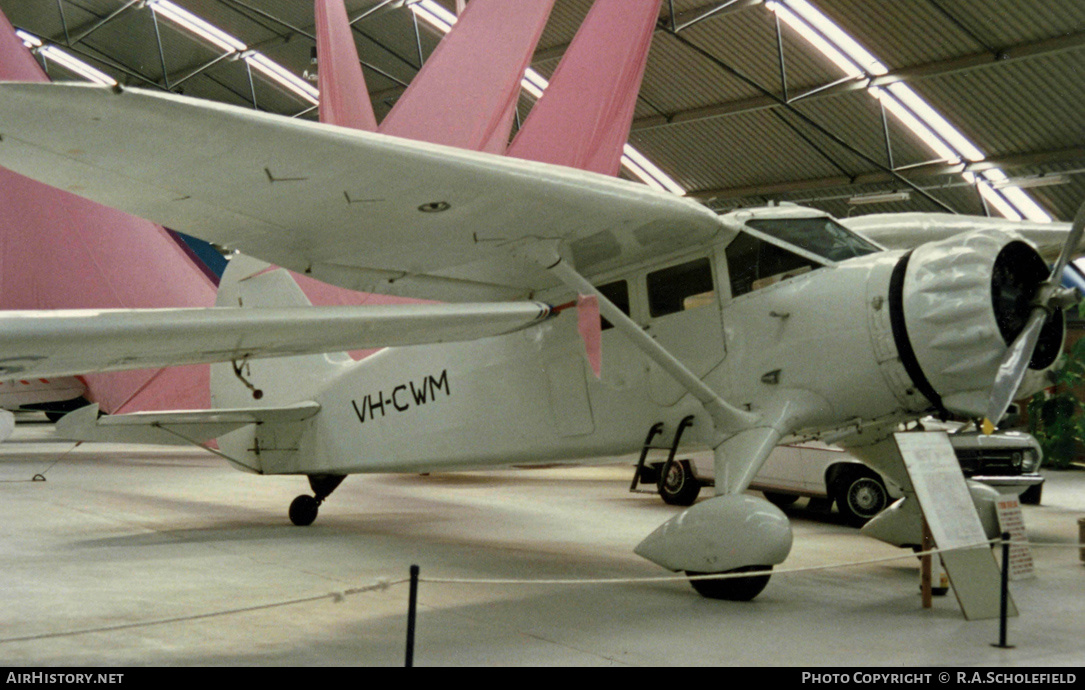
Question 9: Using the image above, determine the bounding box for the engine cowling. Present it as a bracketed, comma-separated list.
[891, 229, 1063, 419]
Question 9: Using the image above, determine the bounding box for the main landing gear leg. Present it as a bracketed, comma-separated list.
[289, 474, 346, 526]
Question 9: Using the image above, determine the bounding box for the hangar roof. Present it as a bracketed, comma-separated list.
[1, 0, 1082, 223]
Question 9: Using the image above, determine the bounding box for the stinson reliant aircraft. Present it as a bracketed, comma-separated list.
[0, 81, 1080, 600]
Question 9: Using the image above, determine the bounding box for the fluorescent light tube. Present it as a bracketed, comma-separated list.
[848, 191, 911, 205]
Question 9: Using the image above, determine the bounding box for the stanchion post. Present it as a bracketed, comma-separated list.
[406, 564, 420, 667]
[992, 532, 1014, 649]
[920, 520, 933, 609]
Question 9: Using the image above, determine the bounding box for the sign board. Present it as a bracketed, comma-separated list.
[994, 495, 1034, 580]
[894, 432, 1015, 621]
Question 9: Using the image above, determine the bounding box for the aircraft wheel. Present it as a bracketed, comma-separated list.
[686, 566, 772, 601]
[658, 459, 701, 506]
[835, 471, 888, 527]
[762, 491, 799, 508]
[289, 495, 319, 526]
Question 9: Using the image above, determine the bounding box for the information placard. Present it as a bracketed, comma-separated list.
[994, 495, 1034, 580]
[894, 432, 1015, 621]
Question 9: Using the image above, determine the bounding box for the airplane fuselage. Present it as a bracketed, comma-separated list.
[213, 216, 1039, 478]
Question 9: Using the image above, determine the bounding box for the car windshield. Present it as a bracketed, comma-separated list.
[746, 216, 881, 262]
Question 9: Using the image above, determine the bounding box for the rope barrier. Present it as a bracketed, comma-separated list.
[0, 537, 1078, 645]
[0, 441, 81, 483]
[0, 578, 407, 645]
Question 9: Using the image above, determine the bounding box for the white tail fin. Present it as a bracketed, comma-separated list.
[211, 254, 353, 410]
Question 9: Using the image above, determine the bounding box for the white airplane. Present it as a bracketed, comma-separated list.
[0, 81, 1080, 601]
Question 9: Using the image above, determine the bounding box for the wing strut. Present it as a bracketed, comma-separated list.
[531, 250, 756, 439]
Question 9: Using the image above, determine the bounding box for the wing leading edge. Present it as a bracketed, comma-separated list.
[0, 82, 726, 301]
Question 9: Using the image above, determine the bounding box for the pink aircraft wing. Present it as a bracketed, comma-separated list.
[507, 0, 662, 175]
[379, 0, 555, 153]
[315, 0, 378, 131]
[0, 11, 216, 414]
[304, 0, 415, 344]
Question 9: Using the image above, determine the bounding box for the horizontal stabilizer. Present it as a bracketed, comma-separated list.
[0, 301, 552, 380]
[55, 401, 320, 445]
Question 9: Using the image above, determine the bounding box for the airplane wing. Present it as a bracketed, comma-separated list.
[55, 401, 319, 445]
[0, 82, 728, 301]
[842, 213, 1076, 260]
[0, 301, 551, 379]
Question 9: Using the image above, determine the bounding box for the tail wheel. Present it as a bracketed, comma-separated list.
[658, 459, 701, 506]
[289, 495, 319, 526]
[835, 471, 888, 527]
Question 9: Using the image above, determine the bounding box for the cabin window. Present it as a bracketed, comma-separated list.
[725, 232, 820, 298]
[647, 258, 715, 318]
[596, 279, 630, 330]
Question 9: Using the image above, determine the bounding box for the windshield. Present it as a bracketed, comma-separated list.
[746, 216, 881, 262]
[726, 232, 820, 298]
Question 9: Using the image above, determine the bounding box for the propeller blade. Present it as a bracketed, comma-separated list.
[984, 309, 1047, 430]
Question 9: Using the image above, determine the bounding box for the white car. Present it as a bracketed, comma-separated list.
[636, 428, 1043, 526]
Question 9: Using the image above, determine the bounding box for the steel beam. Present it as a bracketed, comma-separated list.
[64, 0, 143, 46]
[149, 7, 170, 90]
[689, 146, 1085, 201]
[531, 0, 763, 63]
[349, 0, 398, 26]
[220, 0, 315, 40]
[673, 0, 746, 33]
[665, 30, 958, 213]
[54, 0, 71, 45]
[633, 30, 1085, 131]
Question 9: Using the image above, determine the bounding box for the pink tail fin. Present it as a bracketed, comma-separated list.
[0, 11, 217, 413]
[379, 0, 555, 152]
[0, 13, 46, 82]
[292, 1, 400, 351]
[507, 0, 662, 175]
[315, 0, 378, 131]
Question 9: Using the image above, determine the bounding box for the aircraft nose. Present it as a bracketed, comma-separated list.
[892, 229, 1062, 419]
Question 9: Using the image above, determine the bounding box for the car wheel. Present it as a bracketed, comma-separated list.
[763, 491, 799, 508]
[1019, 484, 1043, 505]
[658, 459, 701, 506]
[835, 471, 888, 527]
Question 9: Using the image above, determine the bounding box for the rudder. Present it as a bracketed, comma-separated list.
[211, 254, 354, 411]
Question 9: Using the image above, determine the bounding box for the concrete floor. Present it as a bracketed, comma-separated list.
[0, 420, 1082, 667]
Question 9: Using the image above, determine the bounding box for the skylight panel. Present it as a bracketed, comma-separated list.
[16, 30, 117, 85]
[767, 1, 864, 79]
[245, 52, 320, 105]
[770, 0, 1051, 222]
[39, 46, 118, 85]
[408, 0, 458, 33]
[868, 87, 960, 164]
[15, 30, 41, 48]
[885, 83, 984, 163]
[149, 0, 247, 54]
